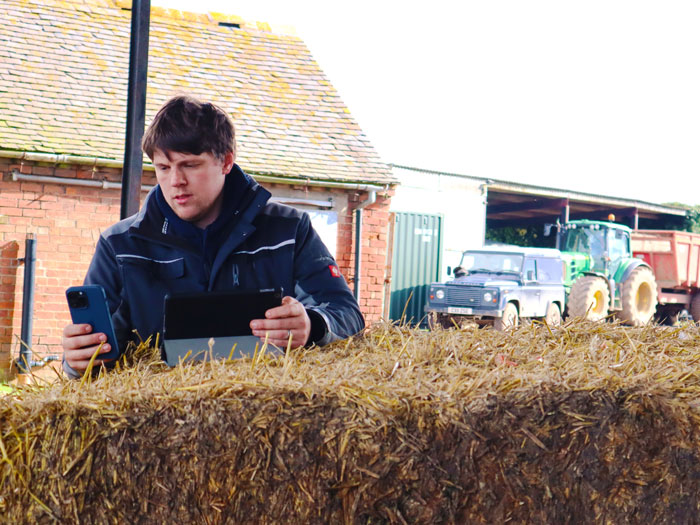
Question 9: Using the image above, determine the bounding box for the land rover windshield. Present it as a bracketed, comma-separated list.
[458, 252, 523, 275]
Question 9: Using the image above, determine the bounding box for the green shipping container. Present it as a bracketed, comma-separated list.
[389, 212, 443, 326]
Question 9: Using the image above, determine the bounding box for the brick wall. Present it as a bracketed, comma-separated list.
[0, 157, 394, 366]
[338, 190, 394, 323]
[0, 159, 127, 367]
[0, 240, 19, 374]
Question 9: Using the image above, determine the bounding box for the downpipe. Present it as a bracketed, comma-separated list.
[353, 190, 377, 302]
[17, 235, 59, 375]
[17, 234, 36, 374]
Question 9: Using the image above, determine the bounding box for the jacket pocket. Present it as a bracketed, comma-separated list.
[117, 255, 185, 280]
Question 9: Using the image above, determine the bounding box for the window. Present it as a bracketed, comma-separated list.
[306, 210, 338, 258]
[523, 258, 537, 281]
[608, 229, 630, 262]
[536, 258, 562, 283]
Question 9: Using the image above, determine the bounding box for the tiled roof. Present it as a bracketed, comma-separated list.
[0, 0, 395, 185]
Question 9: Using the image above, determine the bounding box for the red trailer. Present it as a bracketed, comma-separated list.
[631, 230, 700, 322]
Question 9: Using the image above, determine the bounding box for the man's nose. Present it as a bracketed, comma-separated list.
[172, 167, 187, 185]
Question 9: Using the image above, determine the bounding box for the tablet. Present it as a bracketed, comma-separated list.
[162, 288, 284, 366]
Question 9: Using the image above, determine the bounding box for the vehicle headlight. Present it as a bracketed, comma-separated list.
[483, 292, 492, 303]
[435, 289, 445, 300]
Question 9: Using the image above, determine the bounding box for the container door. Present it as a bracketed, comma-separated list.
[389, 212, 442, 326]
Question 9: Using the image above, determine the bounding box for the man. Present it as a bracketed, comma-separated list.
[62, 95, 365, 378]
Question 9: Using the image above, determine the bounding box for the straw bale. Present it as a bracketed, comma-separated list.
[1, 320, 700, 524]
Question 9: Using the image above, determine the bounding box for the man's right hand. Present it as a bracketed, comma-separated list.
[62, 323, 115, 373]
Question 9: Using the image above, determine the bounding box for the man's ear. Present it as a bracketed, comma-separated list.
[222, 152, 235, 174]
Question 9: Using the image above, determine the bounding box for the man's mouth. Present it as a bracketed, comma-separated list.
[173, 194, 190, 205]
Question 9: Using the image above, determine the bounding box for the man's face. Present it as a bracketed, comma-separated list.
[153, 149, 234, 228]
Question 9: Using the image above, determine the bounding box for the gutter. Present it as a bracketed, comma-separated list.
[2, 149, 392, 192]
[12, 171, 154, 192]
[253, 174, 387, 192]
[2, 150, 128, 170]
[11, 170, 390, 200]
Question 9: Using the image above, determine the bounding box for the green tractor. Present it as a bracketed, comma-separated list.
[552, 219, 658, 325]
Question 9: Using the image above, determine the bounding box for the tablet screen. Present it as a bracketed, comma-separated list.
[163, 288, 283, 340]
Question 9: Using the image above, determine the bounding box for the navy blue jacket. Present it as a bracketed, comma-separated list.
[65, 165, 364, 377]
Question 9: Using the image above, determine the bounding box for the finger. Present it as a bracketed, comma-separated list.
[65, 345, 114, 370]
[264, 297, 304, 320]
[249, 324, 297, 346]
[66, 358, 112, 371]
[66, 343, 113, 361]
[63, 331, 108, 351]
[250, 322, 292, 343]
[63, 323, 93, 338]
[251, 319, 291, 332]
[266, 328, 294, 342]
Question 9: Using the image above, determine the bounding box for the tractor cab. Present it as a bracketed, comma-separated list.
[557, 220, 632, 277]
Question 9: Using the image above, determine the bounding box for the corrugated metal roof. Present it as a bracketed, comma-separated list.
[0, 0, 396, 185]
[391, 164, 687, 216]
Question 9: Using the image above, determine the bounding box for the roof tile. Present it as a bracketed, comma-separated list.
[0, 0, 395, 185]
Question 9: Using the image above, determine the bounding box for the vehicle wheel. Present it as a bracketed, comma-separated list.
[619, 266, 658, 326]
[494, 302, 519, 331]
[443, 314, 472, 329]
[545, 303, 562, 326]
[429, 313, 464, 329]
[427, 312, 440, 330]
[568, 276, 610, 321]
[690, 294, 700, 324]
[656, 306, 680, 326]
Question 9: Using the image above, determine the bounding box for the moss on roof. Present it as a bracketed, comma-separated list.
[0, 0, 395, 185]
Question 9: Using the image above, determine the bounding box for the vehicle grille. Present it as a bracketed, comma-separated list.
[447, 287, 483, 307]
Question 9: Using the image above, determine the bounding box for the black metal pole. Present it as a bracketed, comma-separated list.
[18, 234, 36, 374]
[121, 0, 151, 219]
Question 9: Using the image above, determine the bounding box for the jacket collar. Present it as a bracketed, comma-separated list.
[128, 164, 271, 249]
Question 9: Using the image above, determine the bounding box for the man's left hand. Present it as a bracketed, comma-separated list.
[250, 296, 311, 349]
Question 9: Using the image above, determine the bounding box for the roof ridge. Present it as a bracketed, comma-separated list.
[13, 0, 297, 36]
[122, 0, 298, 36]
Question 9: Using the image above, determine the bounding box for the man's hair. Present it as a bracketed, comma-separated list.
[142, 95, 236, 161]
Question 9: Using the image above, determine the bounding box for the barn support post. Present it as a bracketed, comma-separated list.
[121, 0, 151, 219]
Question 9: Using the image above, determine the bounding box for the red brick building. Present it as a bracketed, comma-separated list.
[0, 0, 396, 371]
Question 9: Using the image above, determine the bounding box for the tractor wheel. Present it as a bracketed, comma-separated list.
[568, 276, 610, 321]
[494, 302, 519, 331]
[545, 303, 562, 326]
[690, 294, 700, 324]
[619, 266, 658, 326]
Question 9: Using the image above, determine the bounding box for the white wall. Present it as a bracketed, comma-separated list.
[390, 167, 487, 282]
[270, 188, 346, 259]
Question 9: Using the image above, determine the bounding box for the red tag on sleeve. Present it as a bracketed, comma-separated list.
[329, 265, 341, 277]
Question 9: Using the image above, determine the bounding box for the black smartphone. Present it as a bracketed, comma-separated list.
[66, 285, 120, 360]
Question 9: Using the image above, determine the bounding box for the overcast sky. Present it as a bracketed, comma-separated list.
[153, 0, 700, 206]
